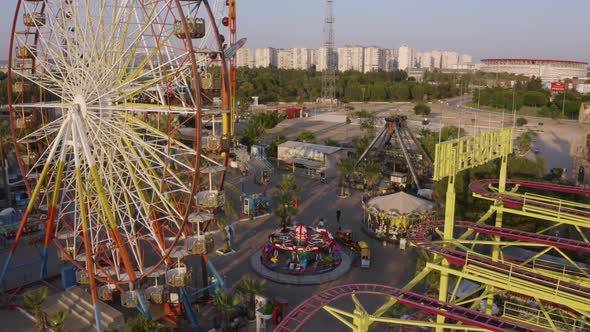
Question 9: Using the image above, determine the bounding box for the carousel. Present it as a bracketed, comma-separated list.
[362, 191, 437, 242]
[261, 224, 342, 275]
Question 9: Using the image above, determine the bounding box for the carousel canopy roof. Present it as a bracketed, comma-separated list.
[367, 191, 436, 215]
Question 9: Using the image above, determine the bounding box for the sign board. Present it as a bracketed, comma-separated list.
[433, 128, 514, 181]
[575, 84, 590, 94]
[551, 82, 568, 92]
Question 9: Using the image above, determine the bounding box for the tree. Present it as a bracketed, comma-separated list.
[359, 114, 377, 138]
[351, 135, 371, 159]
[515, 117, 528, 127]
[295, 130, 315, 143]
[272, 175, 300, 229]
[123, 314, 170, 332]
[324, 138, 339, 147]
[237, 276, 266, 320]
[24, 287, 48, 332]
[336, 158, 356, 197]
[217, 193, 238, 253]
[268, 135, 287, 158]
[516, 131, 537, 155]
[49, 311, 68, 332]
[413, 102, 431, 116]
[358, 161, 382, 190]
[522, 91, 547, 107]
[214, 291, 241, 332]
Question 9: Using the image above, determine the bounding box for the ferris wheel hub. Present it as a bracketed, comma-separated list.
[73, 95, 88, 118]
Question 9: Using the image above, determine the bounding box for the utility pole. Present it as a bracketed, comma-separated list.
[512, 83, 516, 126]
[321, 0, 336, 112]
[562, 88, 567, 116]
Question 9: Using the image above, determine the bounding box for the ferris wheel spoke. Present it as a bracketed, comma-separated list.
[82, 115, 186, 229]
[89, 49, 188, 105]
[70, 112, 140, 280]
[12, 102, 72, 109]
[18, 118, 65, 146]
[85, 113, 194, 192]
[92, 2, 175, 99]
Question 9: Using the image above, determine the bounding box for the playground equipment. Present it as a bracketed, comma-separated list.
[277, 127, 590, 331]
[241, 193, 271, 220]
[5, 0, 238, 330]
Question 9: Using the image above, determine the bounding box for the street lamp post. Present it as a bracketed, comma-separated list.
[512, 84, 516, 126]
[562, 89, 567, 116]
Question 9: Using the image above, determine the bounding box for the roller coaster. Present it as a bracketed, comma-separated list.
[277, 127, 590, 331]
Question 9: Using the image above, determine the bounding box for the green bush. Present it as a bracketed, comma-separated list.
[522, 91, 547, 107]
[414, 102, 431, 116]
[515, 117, 528, 127]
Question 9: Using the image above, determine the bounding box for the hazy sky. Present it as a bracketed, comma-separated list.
[2, 0, 589, 63]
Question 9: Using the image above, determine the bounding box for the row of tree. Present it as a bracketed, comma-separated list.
[473, 79, 590, 118]
[237, 67, 463, 104]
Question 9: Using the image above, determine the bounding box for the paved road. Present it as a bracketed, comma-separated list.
[199, 171, 418, 331]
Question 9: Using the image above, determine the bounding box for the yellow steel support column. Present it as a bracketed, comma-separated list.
[351, 309, 370, 332]
[498, 155, 508, 193]
[437, 170, 456, 330]
[487, 155, 507, 314]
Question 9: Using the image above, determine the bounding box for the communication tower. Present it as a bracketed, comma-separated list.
[321, 0, 336, 111]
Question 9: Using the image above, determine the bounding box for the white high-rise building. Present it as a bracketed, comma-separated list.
[363, 46, 383, 73]
[277, 49, 293, 69]
[314, 47, 326, 71]
[459, 54, 473, 65]
[291, 48, 311, 70]
[337, 46, 364, 72]
[254, 47, 277, 68]
[441, 51, 459, 69]
[416, 52, 432, 70]
[315, 47, 337, 72]
[397, 44, 416, 71]
[382, 49, 398, 71]
[431, 50, 442, 70]
[310, 48, 320, 70]
[236, 48, 254, 68]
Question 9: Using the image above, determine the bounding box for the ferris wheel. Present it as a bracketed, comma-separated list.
[4, 0, 236, 329]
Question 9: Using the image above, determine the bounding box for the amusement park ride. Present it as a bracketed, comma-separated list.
[356, 115, 433, 191]
[4, 0, 241, 330]
[278, 127, 590, 331]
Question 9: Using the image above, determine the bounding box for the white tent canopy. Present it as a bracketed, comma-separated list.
[367, 191, 436, 215]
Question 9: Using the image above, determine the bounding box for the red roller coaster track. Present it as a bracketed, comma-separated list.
[408, 220, 590, 300]
[275, 283, 542, 332]
[469, 179, 590, 216]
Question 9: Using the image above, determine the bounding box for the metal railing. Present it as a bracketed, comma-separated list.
[502, 301, 589, 331]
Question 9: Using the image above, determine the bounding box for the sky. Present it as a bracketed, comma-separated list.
[1, 0, 589, 63]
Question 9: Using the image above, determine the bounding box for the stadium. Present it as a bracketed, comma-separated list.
[480, 58, 588, 82]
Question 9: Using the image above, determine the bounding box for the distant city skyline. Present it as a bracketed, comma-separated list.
[1, 0, 589, 63]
